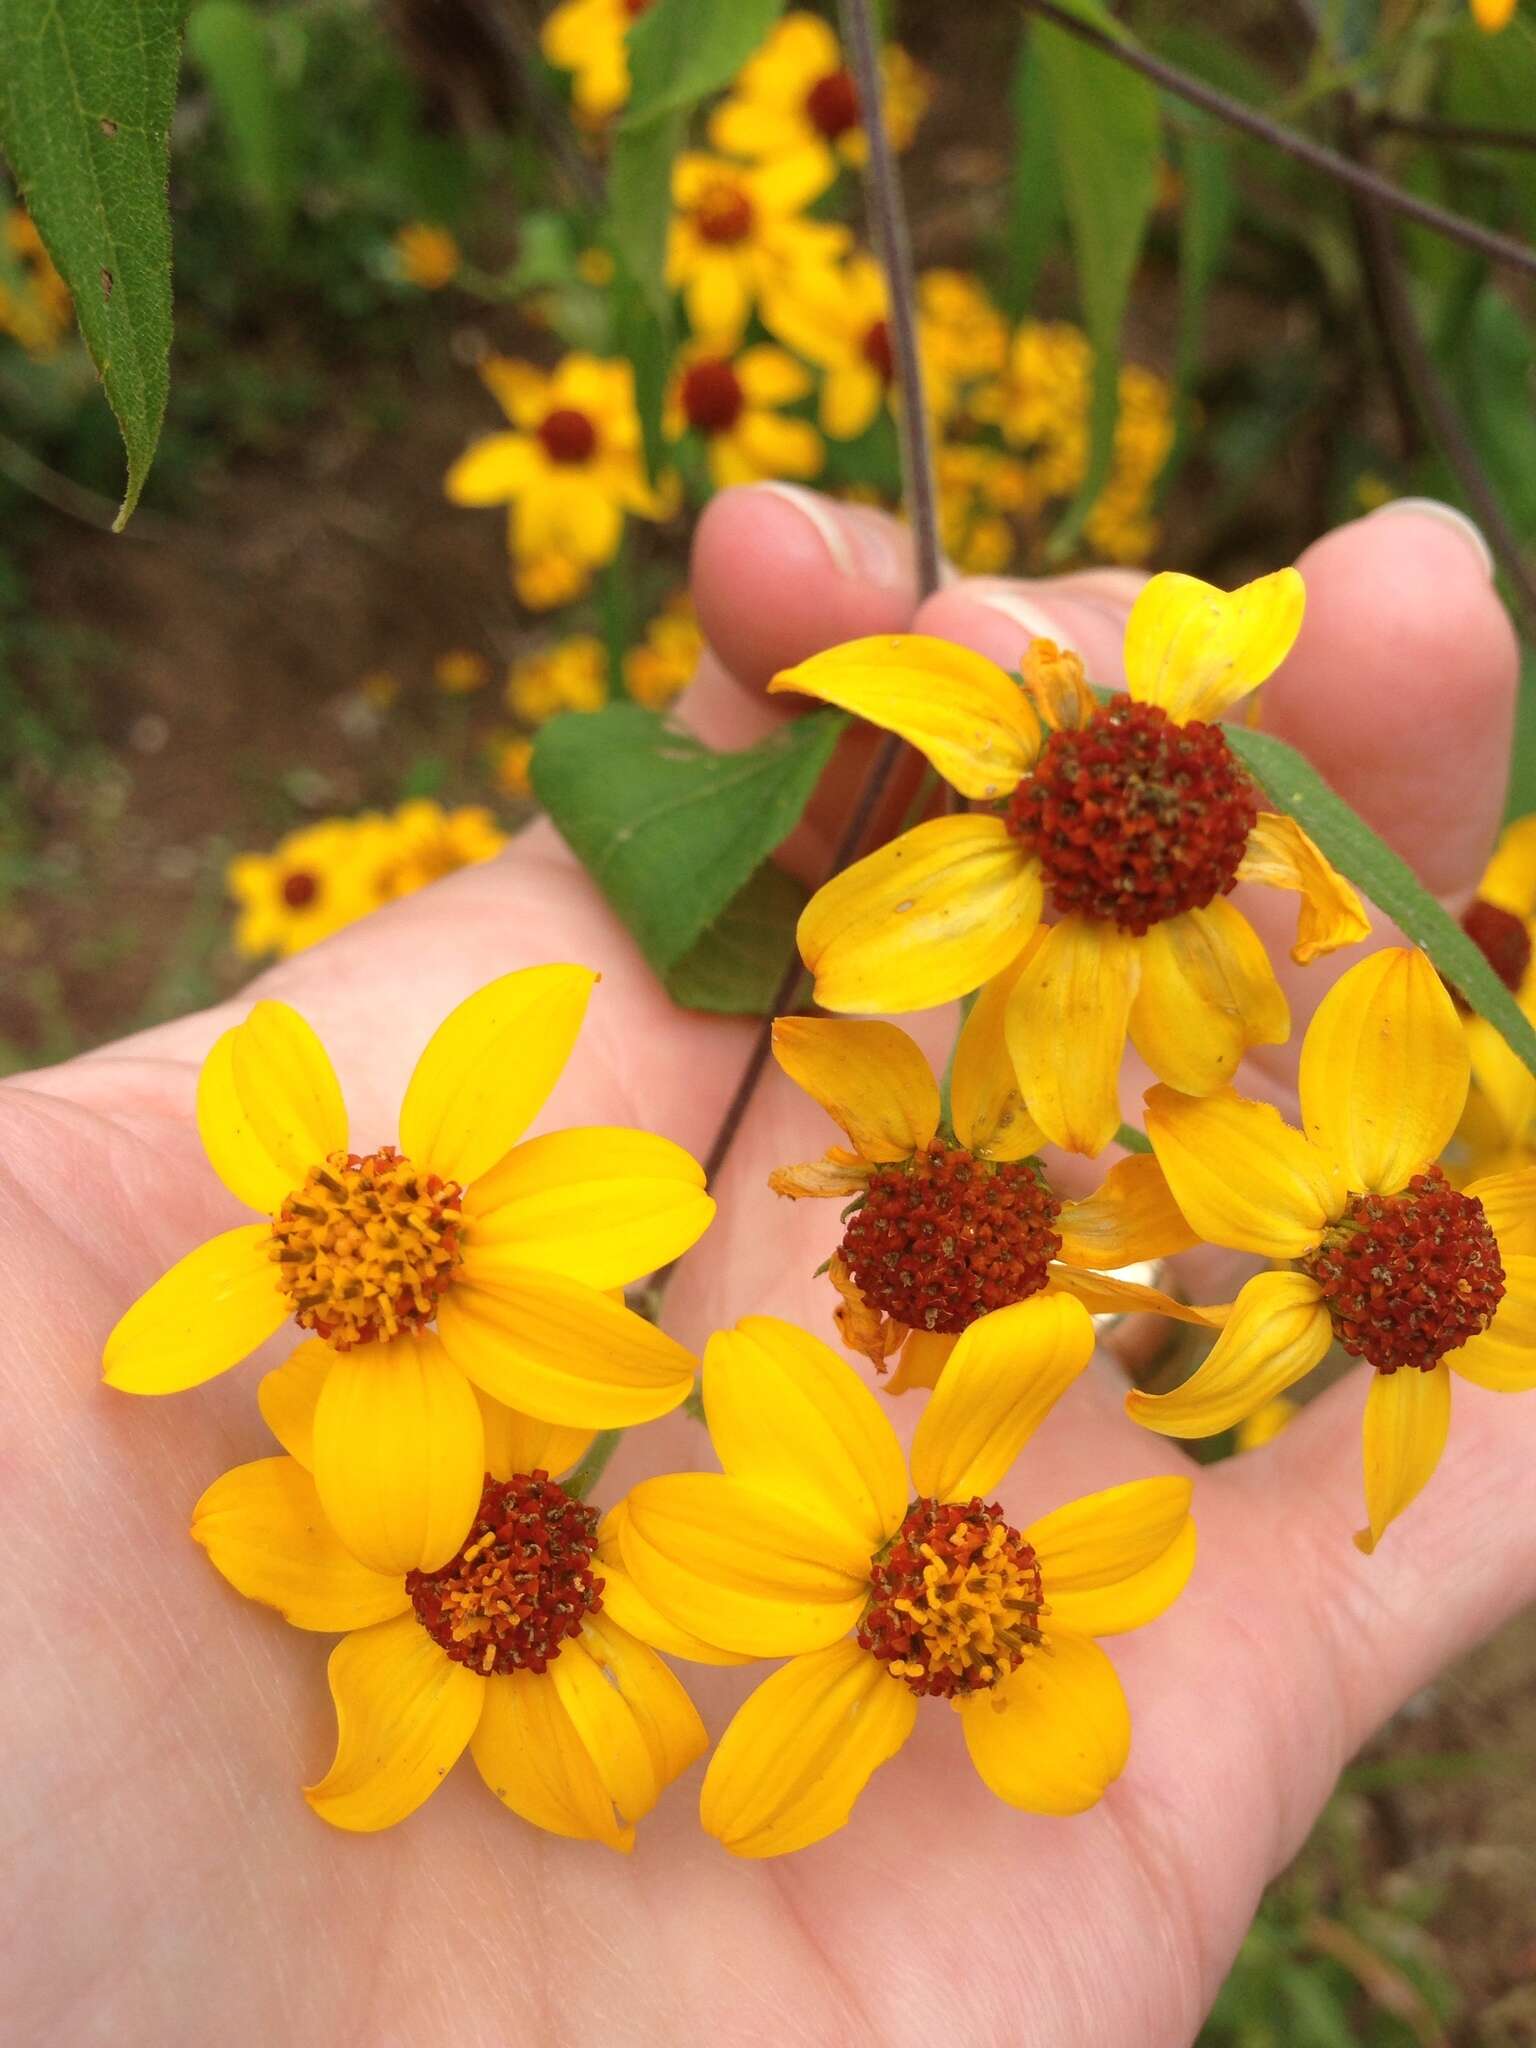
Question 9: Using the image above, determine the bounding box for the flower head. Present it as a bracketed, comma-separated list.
[618, 1312, 1195, 1853]
[227, 816, 396, 959]
[1471, 0, 1516, 30]
[506, 634, 609, 724]
[667, 340, 823, 489]
[667, 151, 849, 348]
[763, 252, 894, 440]
[393, 223, 459, 290]
[106, 967, 713, 1574]
[623, 594, 702, 710]
[709, 12, 929, 184]
[1128, 948, 1536, 1551]
[771, 575, 1370, 1153]
[432, 648, 490, 695]
[368, 799, 506, 899]
[0, 205, 73, 356]
[540, 0, 653, 124]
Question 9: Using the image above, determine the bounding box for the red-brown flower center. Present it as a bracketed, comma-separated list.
[862, 316, 893, 382]
[1461, 898, 1532, 995]
[860, 1496, 1046, 1698]
[694, 178, 755, 244]
[1303, 1168, 1504, 1373]
[839, 1140, 1061, 1336]
[281, 869, 318, 909]
[1005, 697, 1259, 933]
[537, 405, 598, 464]
[622, 0, 654, 15]
[681, 357, 745, 435]
[805, 67, 861, 141]
[407, 1472, 603, 1676]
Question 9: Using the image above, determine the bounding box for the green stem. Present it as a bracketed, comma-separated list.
[565, 1428, 624, 1500]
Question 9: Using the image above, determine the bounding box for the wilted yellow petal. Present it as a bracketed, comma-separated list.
[1235, 813, 1370, 963]
[771, 1016, 940, 1162]
[1124, 568, 1305, 723]
[1126, 1270, 1333, 1437]
[1056, 1153, 1199, 1268]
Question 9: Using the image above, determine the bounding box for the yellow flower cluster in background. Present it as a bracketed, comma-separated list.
[393, 222, 460, 290]
[0, 206, 73, 357]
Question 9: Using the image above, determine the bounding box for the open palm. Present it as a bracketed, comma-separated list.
[3, 485, 1528, 2048]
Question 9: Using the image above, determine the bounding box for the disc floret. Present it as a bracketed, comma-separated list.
[859, 1496, 1047, 1700]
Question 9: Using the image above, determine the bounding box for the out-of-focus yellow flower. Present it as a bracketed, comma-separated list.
[1472, 0, 1517, 31]
[917, 269, 1009, 424]
[709, 12, 929, 183]
[667, 152, 848, 347]
[766, 253, 893, 439]
[936, 443, 1038, 575]
[577, 245, 616, 286]
[1235, 1398, 1297, 1452]
[227, 817, 394, 960]
[506, 635, 609, 724]
[772, 577, 1369, 1156]
[1458, 815, 1536, 1174]
[1132, 949, 1536, 1553]
[105, 967, 714, 1573]
[493, 735, 535, 798]
[371, 800, 506, 899]
[433, 649, 491, 696]
[193, 1406, 705, 1841]
[541, 0, 648, 123]
[624, 594, 702, 710]
[445, 355, 667, 609]
[668, 341, 823, 488]
[619, 1312, 1195, 1854]
[0, 206, 73, 356]
[393, 222, 459, 289]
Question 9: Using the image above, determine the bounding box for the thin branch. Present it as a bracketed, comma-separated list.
[1022, 0, 1536, 283]
[1370, 110, 1536, 154]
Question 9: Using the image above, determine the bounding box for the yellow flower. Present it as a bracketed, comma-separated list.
[771, 578, 1371, 1155]
[370, 799, 506, 900]
[667, 340, 823, 488]
[709, 12, 929, 183]
[917, 269, 1010, 424]
[0, 206, 73, 356]
[515, 550, 590, 611]
[1128, 948, 1536, 1552]
[936, 443, 1038, 575]
[618, 1311, 1196, 1853]
[764, 252, 893, 439]
[445, 355, 665, 607]
[493, 735, 535, 798]
[667, 151, 849, 347]
[506, 634, 609, 723]
[540, 0, 642, 124]
[393, 222, 459, 290]
[194, 1391, 705, 1841]
[226, 816, 395, 960]
[1457, 814, 1536, 1173]
[768, 987, 1223, 1389]
[104, 968, 713, 1574]
[1472, 0, 1516, 29]
[624, 594, 702, 710]
[433, 648, 490, 695]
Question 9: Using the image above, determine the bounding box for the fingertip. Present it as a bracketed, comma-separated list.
[912, 577, 1135, 685]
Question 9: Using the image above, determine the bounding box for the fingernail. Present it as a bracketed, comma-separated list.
[755, 483, 910, 588]
[1369, 497, 1495, 581]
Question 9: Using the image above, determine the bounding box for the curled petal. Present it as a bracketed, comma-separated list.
[1007, 916, 1139, 1157]
[885, 1328, 958, 1394]
[1356, 1362, 1452, 1555]
[1022, 638, 1096, 731]
[960, 1631, 1131, 1815]
[1126, 1270, 1333, 1438]
[1128, 900, 1289, 1098]
[1145, 1082, 1346, 1258]
[192, 1456, 409, 1633]
[911, 1293, 1095, 1503]
[1046, 1264, 1229, 1329]
[829, 1253, 907, 1367]
[950, 946, 1046, 1160]
[306, 1615, 483, 1832]
[771, 1016, 940, 1162]
[1124, 567, 1305, 723]
[1236, 813, 1370, 963]
[1056, 1153, 1199, 1270]
[769, 1154, 872, 1200]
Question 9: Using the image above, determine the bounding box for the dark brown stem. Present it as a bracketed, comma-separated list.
[1370, 111, 1536, 154]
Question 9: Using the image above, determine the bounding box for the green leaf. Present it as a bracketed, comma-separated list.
[999, 24, 1063, 318]
[665, 860, 807, 1014]
[185, 1, 296, 239]
[1165, 127, 1237, 493]
[530, 701, 844, 987]
[1225, 723, 1536, 1080]
[1507, 646, 1536, 825]
[0, 0, 184, 527]
[1113, 1120, 1151, 1156]
[1034, 7, 1161, 555]
[612, 256, 672, 485]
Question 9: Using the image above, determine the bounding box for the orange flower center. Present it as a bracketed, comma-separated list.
[538, 405, 598, 464]
[680, 357, 745, 435]
[840, 1140, 1061, 1336]
[694, 178, 755, 244]
[407, 1472, 603, 1676]
[860, 1496, 1046, 1698]
[1005, 698, 1258, 933]
[269, 1146, 463, 1349]
[1460, 897, 1531, 995]
[1303, 1168, 1504, 1373]
[862, 316, 893, 382]
[280, 869, 319, 909]
[805, 67, 861, 141]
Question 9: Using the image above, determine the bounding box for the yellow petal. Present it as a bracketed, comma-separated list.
[910, 1293, 1095, 1502]
[196, 1031, 294, 1214]
[443, 431, 536, 505]
[1006, 916, 1139, 1157]
[398, 964, 598, 1185]
[1145, 1082, 1345, 1257]
[1448, 1250, 1536, 1390]
[950, 948, 1046, 1160]
[960, 1630, 1130, 1814]
[1045, 1264, 1230, 1329]
[620, 1474, 870, 1657]
[1465, 1014, 1536, 1148]
[257, 1339, 333, 1467]
[1056, 1153, 1200, 1268]
[768, 1154, 872, 1200]
[1126, 1270, 1333, 1437]
[1298, 948, 1468, 1195]
[769, 634, 1040, 800]
[702, 1316, 909, 1553]
[103, 1225, 288, 1394]
[1123, 567, 1306, 722]
[437, 1273, 696, 1427]
[305, 1614, 483, 1832]
[699, 1641, 916, 1858]
[463, 1125, 714, 1290]
[221, 1001, 349, 1198]
[1235, 813, 1371, 963]
[1022, 638, 1097, 732]
[596, 1503, 756, 1666]
[798, 814, 1042, 1014]
[476, 1386, 593, 1481]
[580, 1611, 709, 1793]
[1479, 813, 1536, 917]
[470, 1668, 633, 1851]
[1466, 1169, 1536, 1257]
[549, 1637, 662, 1825]
[192, 1455, 409, 1632]
[885, 1328, 958, 1393]
[1026, 1477, 1195, 1636]
[770, 1016, 940, 1162]
[1128, 901, 1289, 1097]
[311, 1329, 485, 1576]
[1356, 1362, 1452, 1554]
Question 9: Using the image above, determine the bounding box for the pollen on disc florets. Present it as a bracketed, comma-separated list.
[1005, 697, 1259, 934]
[859, 1496, 1046, 1700]
[1303, 1167, 1504, 1374]
[839, 1140, 1061, 1336]
[269, 1145, 463, 1349]
[407, 1472, 603, 1677]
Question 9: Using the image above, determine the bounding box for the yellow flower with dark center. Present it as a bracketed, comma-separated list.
[667, 151, 849, 347]
[227, 816, 397, 960]
[194, 1382, 706, 1841]
[1457, 814, 1536, 1174]
[765, 252, 894, 439]
[445, 354, 667, 608]
[768, 981, 1223, 1389]
[105, 967, 713, 1574]
[772, 582, 1370, 1155]
[1129, 948, 1536, 1552]
[369, 799, 506, 899]
[506, 635, 609, 723]
[540, 0, 654, 123]
[623, 594, 702, 710]
[393, 223, 459, 290]
[709, 12, 929, 183]
[619, 1312, 1196, 1853]
[667, 341, 823, 488]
